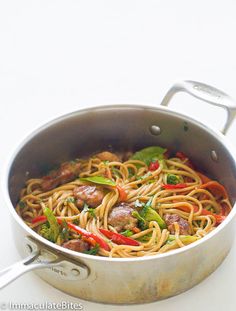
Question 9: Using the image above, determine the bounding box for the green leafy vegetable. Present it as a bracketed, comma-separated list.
[130, 146, 167, 166]
[128, 167, 135, 178]
[102, 160, 110, 165]
[137, 232, 153, 242]
[19, 201, 25, 209]
[137, 172, 152, 180]
[40, 207, 60, 242]
[159, 159, 167, 169]
[66, 197, 76, 203]
[204, 205, 214, 212]
[120, 230, 133, 237]
[167, 235, 199, 245]
[167, 174, 183, 185]
[147, 179, 155, 184]
[133, 197, 166, 230]
[83, 244, 100, 255]
[59, 220, 69, 241]
[132, 210, 148, 231]
[83, 203, 97, 218]
[140, 202, 166, 230]
[112, 168, 122, 178]
[144, 197, 153, 207]
[80, 176, 116, 186]
[72, 219, 80, 225]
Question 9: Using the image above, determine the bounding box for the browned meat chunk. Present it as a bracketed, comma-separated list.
[73, 185, 104, 209]
[164, 213, 191, 235]
[95, 151, 120, 162]
[62, 239, 90, 252]
[120, 151, 133, 162]
[108, 203, 138, 232]
[41, 161, 81, 191]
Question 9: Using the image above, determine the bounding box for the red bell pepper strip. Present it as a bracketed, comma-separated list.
[132, 227, 141, 233]
[200, 181, 228, 199]
[200, 209, 226, 224]
[176, 151, 194, 169]
[31, 215, 47, 224]
[116, 185, 127, 201]
[31, 216, 110, 251]
[197, 172, 211, 184]
[176, 151, 187, 161]
[173, 206, 225, 224]
[148, 160, 160, 171]
[82, 236, 97, 247]
[57, 219, 110, 251]
[163, 183, 187, 190]
[220, 201, 231, 216]
[174, 205, 198, 213]
[99, 228, 140, 246]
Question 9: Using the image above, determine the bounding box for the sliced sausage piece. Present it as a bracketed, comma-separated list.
[95, 151, 120, 162]
[62, 239, 90, 252]
[164, 213, 191, 235]
[41, 161, 81, 191]
[108, 203, 138, 232]
[73, 185, 104, 209]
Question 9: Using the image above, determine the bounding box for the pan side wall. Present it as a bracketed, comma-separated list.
[13, 215, 235, 304]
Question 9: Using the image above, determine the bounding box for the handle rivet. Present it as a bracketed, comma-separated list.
[149, 125, 161, 136]
[71, 268, 80, 276]
[211, 150, 218, 162]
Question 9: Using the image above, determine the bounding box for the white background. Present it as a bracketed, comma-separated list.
[0, 1, 236, 310]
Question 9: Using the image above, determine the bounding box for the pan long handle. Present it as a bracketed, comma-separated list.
[160, 80, 236, 134]
[0, 237, 89, 290]
[0, 251, 58, 289]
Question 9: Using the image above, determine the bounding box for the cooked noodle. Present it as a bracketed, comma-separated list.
[16, 148, 232, 258]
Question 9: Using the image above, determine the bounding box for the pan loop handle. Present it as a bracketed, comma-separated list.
[160, 80, 236, 135]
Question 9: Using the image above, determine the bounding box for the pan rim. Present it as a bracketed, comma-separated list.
[2, 103, 236, 263]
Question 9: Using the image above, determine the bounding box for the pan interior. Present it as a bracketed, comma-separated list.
[8, 106, 236, 206]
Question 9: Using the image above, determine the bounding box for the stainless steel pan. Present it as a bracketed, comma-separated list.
[1, 81, 236, 304]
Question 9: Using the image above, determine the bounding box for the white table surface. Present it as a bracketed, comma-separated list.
[1, 1, 236, 310]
